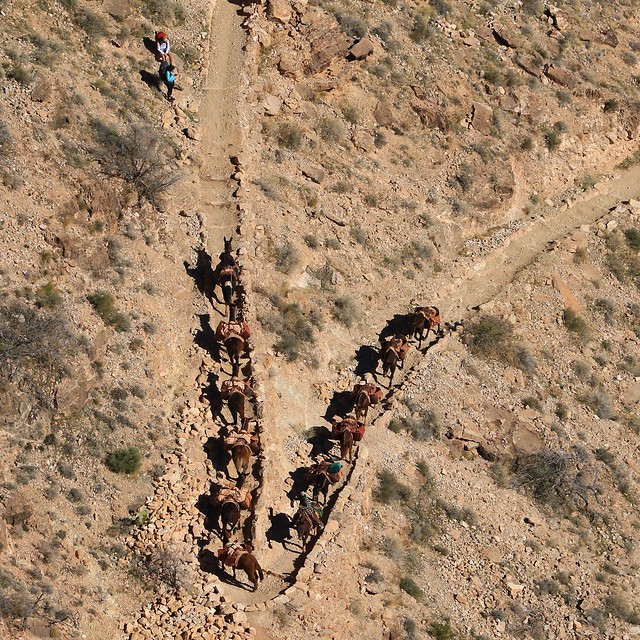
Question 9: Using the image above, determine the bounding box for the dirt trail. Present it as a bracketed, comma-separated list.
[199, 0, 244, 237]
[445, 165, 640, 316]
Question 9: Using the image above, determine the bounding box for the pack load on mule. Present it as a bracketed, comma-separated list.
[211, 485, 251, 508]
[352, 378, 383, 425]
[331, 413, 365, 442]
[215, 315, 250, 342]
[307, 459, 344, 483]
[379, 333, 411, 384]
[220, 376, 252, 400]
[409, 305, 441, 345]
[218, 541, 247, 565]
[223, 430, 258, 450]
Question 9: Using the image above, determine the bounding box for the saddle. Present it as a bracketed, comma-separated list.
[223, 431, 253, 449]
[215, 321, 250, 342]
[354, 383, 382, 403]
[218, 543, 247, 566]
[212, 486, 247, 507]
[221, 378, 247, 399]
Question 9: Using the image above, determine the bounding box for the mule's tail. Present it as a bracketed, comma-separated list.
[256, 561, 264, 582]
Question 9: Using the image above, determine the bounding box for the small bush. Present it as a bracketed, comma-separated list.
[563, 308, 588, 336]
[362, 562, 383, 583]
[350, 224, 368, 246]
[35, 282, 61, 309]
[521, 136, 534, 151]
[317, 116, 346, 143]
[624, 227, 640, 251]
[332, 10, 367, 38]
[545, 130, 561, 151]
[604, 590, 640, 624]
[399, 576, 423, 600]
[106, 447, 141, 474]
[87, 291, 130, 331]
[603, 99, 620, 113]
[341, 104, 360, 125]
[75, 9, 110, 40]
[374, 470, 411, 504]
[411, 12, 433, 43]
[331, 296, 358, 328]
[93, 125, 179, 208]
[304, 233, 320, 249]
[555, 403, 569, 421]
[429, 619, 456, 640]
[276, 122, 303, 151]
[7, 62, 31, 85]
[465, 315, 513, 359]
[273, 243, 299, 274]
[581, 386, 615, 420]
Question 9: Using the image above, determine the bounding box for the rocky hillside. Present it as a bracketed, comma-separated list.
[1, 0, 640, 638]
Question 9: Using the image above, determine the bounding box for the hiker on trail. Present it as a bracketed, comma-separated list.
[299, 493, 324, 532]
[160, 64, 177, 103]
[155, 31, 173, 65]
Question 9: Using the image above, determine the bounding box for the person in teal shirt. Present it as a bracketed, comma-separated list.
[162, 64, 177, 103]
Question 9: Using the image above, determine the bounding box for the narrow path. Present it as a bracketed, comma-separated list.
[446, 165, 640, 316]
[199, 0, 244, 239]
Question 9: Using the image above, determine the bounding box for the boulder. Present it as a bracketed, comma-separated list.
[304, 25, 351, 75]
[516, 52, 544, 77]
[352, 129, 374, 152]
[262, 94, 282, 116]
[184, 127, 201, 141]
[599, 29, 618, 48]
[300, 163, 326, 184]
[267, 0, 291, 24]
[31, 72, 52, 103]
[492, 24, 520, 48]
[348, 38, 374, 60]
[2, 493, 32, 527]
[373, 101, 393, 126]
[475, 25, 493, 40]
[278, 56, 299, 79]
[544, 65, 576, 88]
[578, 28, 596, 42]
[105, 0, 130, 20]
[412, 100, 448, 131]
[471, 102, 493, 134]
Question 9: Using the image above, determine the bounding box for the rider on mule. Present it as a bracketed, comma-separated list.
[298, 493, 324, 532]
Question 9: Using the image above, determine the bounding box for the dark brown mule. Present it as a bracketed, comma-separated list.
[218, 544, 264, 591]
[231, 434, 260, 478]
[215, 306, 250, 370]
[292, 508, 317, 552]
[307, 463, 342, 505]
[220, 500, 241, 543]
[379, 335, 410, 386]
[409, 306, 441, 347]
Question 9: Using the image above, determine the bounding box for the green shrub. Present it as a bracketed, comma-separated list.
[6, 62, 31, 85]
[276, 122, 303, 151]
[350, 224, 368, 245]
[465, 315, 513, 359]
[624, 227, 640, 251]
[399, 577, 423, 600]
[258, 295, 316, 363]
[317, 116, 346, 143]
[374, 470, 411, 504]
[411, 12, 433, 43]
[332, 10, 367, 38]
[428, 619, 456, 640]
[545, 129, 562, 151]
[35, 282, 61, 309]
[331, 296, 358, 328]
[563, 308, 588, 336]
[87, 291, 131, 331]
[106, 447, 141, 474]
[273, 243, 299, 274]
[75, 9, 110, 40]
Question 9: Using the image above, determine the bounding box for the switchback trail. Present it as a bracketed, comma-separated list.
[445, 165, 640, 316]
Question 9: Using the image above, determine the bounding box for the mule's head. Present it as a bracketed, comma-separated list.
[223, 236, 233, 253]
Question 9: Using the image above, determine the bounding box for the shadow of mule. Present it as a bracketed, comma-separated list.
[322, 390, 354, 423]
[353, 344, 380, 379]
[265, 508, 292, 549]
[305, 425, 335, 458]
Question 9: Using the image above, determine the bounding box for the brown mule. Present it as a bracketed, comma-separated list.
[230, 434, 260, 478]
[221, 365, 255, 427]
[215, 306, 251, 369]
[379, 335, 410, 386]
[352, 382, 383, 426]
[292, 508, 317, 552]
[218, 544, 264, 591]
[409, 305, 441, 347]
